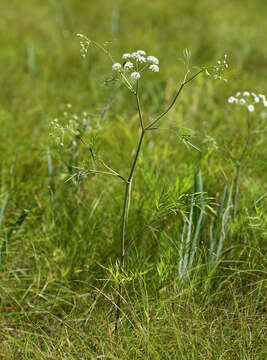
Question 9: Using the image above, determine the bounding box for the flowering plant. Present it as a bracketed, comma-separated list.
[227, 90, 266, 216]
[60, 34, 230, 337]
[228, 91, 267, 112]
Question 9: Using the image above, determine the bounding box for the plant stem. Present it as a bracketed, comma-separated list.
[115, 129, 145, 338]
[135, 81, 144, 130]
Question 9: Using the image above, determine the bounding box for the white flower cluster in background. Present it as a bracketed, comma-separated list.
[77, 33, 91, 58]
[205, 54, 228, 82]
[228, 91, 267, 112]
[50, 104, 92, 147]
[112, 50, 160, 80]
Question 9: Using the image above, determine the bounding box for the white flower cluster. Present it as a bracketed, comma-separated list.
[228, 91, 267, 112]
[112, 50, 160, 80]
[50, 104, 92, 147]
[77, 33, 90, 58]
[130, 72, 141, 80]
[206, 54, 229, 82]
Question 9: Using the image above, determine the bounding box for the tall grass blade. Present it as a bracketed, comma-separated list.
[27, 43, 36, 73]
[209, 224, 215, 268]
[0, 193, 8, 228]
[214, 183, 227, 230]
[0, 193, 9, 268]
[178, 221, 187, 279]
[189, 171, 205, 268]
[216, 181, 233, 261]
[47, 148, 55, 193]
[181, 191, 194, 279]
[208, 183, 227, 265]
[111, 6, 120, 37]
[50, 0, 73, 32]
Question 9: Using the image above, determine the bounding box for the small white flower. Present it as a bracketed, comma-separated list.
[112, 63, 122, 71]
[130, 71, 141, 80]
[77, 33, 86, 39]
[137, 50, 146, 56]
[228, 96, 237, 104]
[131, 52, 138, 59]
[248, 104, 255, 112]
[254, 96, 260, 103]
[136, 55, 146, 63]
[147, 56, 159, 65]
[259, 94, 266, 103]
[239, 98, 246, 105]
[122, 53, 131, 59]
[124, 61, 134, 70]
[149, 64, 159, 72]
[243, 91, 250, 96]
[236, 92, 241, 97]
[218, 60, 221, 64]
[264, 100, 267, 107]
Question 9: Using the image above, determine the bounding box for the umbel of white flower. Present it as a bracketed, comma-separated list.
[228, 91, 267, 112]
[124, 61, 134, 70]
[112, 49, 160, 80]
[130, 72, 141, 80]
[112, 63, 122, 71]
[149, 64, 159, 72]
[205, 54, 229, 83]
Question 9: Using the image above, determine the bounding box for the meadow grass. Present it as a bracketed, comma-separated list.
[0, 0, 266, 358]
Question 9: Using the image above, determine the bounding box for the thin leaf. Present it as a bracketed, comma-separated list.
[182, 192, 194, 277]
[0, 193, 8, 228]
[189, 171, 205, 268]
[216, 181, 233, 261]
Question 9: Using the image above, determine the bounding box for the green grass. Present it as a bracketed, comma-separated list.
[0, 0, 266, 358]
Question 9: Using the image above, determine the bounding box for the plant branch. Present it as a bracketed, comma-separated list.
[135, 80, 145, 130]
[145, 68, 205, 130]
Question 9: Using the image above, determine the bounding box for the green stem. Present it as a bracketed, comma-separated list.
[135, 81, 145, 130]
[115, 129, 145, 338]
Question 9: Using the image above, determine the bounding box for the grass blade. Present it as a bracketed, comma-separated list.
[216, 181, 233, 261]
[189, 171, 205, 269]
[0, 193, 9, 268]
[182, 191, 194, 278]
[0, 193, 8, 228]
